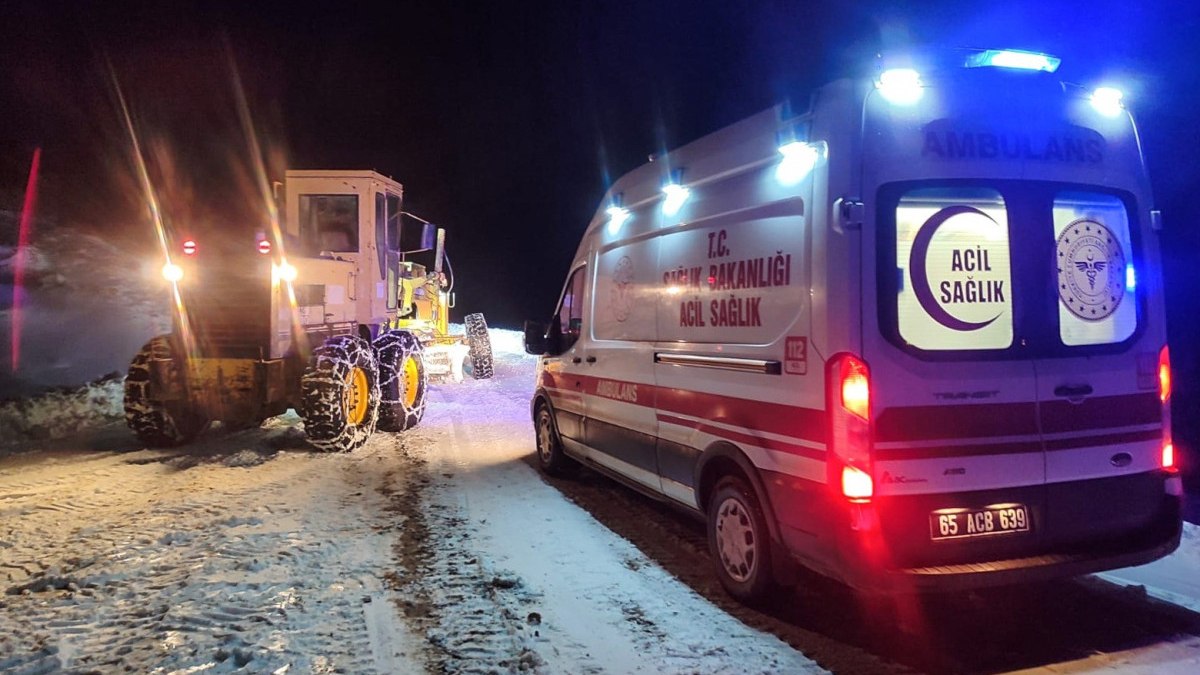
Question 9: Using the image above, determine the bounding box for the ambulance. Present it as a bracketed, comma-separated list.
[524, 49, 1182, 602]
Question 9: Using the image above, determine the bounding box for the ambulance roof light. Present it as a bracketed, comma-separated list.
[775, 141, 818, 186]
[661, 183, 690, 216]
[1090, 87, 1125, 118]
[876, 68, 923, 106]
[965, 49, 1061, 73]
[606, 205, 630, 235]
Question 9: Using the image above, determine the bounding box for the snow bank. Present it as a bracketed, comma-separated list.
[0, 224, 169, 397]
[0, 374, 125, 450]
[1101, 521, 1200, 613]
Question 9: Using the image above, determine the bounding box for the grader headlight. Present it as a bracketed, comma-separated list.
[272, 260, 298, 283]
[162, 262, 184, 282]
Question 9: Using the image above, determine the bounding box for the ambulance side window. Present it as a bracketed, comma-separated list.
[555, 266, 587, 353]
[1053, 192, 1137, 346]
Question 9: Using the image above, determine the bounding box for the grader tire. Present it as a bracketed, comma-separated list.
[124, 335, 208, 447]
[374, 330, 428, 432]
[464, 312, 494, 380]
[300, 335, 381, 452]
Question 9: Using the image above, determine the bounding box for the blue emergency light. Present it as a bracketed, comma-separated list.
[965, 49, 1061, 73]
[876, 68, 924, 106]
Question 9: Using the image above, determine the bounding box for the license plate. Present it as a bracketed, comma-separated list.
[930, 504, 1030, 541]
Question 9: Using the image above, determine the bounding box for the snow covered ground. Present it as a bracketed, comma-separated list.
[1, 214, 1199, 672]
[1, 329, 1199, 673]
[0, 331, 819, 673]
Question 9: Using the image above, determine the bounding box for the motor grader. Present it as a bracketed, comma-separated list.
[124, 169, 493, 451]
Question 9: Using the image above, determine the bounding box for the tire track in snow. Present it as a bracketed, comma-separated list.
[380, 430, 544, 673]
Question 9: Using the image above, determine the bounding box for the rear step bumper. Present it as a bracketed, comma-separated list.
[839, 495, 1182, 594]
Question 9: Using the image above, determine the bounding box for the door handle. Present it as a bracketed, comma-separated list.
[586, 356, 596, 363]
[572, 357, 582, 364]
[1054, 384, 1093, 398]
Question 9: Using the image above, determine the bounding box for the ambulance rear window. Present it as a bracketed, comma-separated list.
[879, 181, 1143, 358]
[894, 187, 1013, 351]
[1053, 192, 1136, 346]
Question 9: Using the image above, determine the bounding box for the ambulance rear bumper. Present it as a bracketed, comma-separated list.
[833, 493, 1182, 595]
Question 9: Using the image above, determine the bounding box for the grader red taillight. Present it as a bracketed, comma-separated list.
[829, 353, 874, 502]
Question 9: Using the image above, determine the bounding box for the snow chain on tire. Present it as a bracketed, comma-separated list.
[300, 334, 381, 452]
[124, 335, 208, 447]
[464, 312, 494, 379]
[374, 330, 428, 431]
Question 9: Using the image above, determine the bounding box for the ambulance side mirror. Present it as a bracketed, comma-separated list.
[524, 320, 549, 355]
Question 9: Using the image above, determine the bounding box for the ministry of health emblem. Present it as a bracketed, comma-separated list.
[1056, 219, 1126, 322]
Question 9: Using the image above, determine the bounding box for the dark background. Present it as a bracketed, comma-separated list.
[2, 0, 1198, 481]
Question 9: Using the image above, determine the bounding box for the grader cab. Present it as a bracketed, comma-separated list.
[124, 169, 492, 452]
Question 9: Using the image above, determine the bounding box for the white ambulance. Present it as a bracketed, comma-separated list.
[524, 49, 1182, 602]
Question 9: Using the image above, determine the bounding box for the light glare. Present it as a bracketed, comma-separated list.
[606, 206, 630, 234]
[775, 141, 818, 185]
[661, 183, 690, 216]
[842, 465, 874, 501]
[1090, 87, 1124, 118]
[273, 260, 298, 283]
[877, 68, 923, 105]
[1126, 264, 1137, 291]
[162, 262, 184, 282]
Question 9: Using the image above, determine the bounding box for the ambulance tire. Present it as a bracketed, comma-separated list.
[124, 335, 208, 447]
[300, 335, 381, 452]
[534, 403, 576, 476]
[708, 475, 776, 603]
[374, 330, 428, 432]
[464, 312, 494, 379]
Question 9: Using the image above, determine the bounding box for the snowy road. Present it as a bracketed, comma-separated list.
[2, 330, 1199, 674]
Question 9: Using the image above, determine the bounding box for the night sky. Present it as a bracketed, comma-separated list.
[3, 1, 1200, 468]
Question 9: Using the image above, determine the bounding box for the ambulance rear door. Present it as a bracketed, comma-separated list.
[1032, 188, 1167, 545]
[866, 183, 1046, 569]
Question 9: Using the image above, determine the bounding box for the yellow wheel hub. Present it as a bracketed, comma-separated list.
[344, 366, 369, 425]
[402, 355, 420, 408]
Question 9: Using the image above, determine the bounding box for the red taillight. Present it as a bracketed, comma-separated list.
[840, 358, 870, 421]
[842, 466, 874, 501]
[182, 239, 197, 256]
[1158, 344, 1175, 474]
[1162, 441, 1175, 471]
[257, 239, 272, 255]
[829, 353, 873, 502]
[1159, 345, 1171, 403]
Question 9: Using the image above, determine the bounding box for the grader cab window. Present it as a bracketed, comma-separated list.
[386, 193, 402, 251]
[299, 195, 360, 254]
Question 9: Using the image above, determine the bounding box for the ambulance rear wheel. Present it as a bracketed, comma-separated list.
[374, 330, 427, 431]
[708, 475, 776, 603]
[535, 403, 575, 476]
[300, 335, 381, 452]
[464, 312, 494, 379]
[124, 335, 208, 447]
